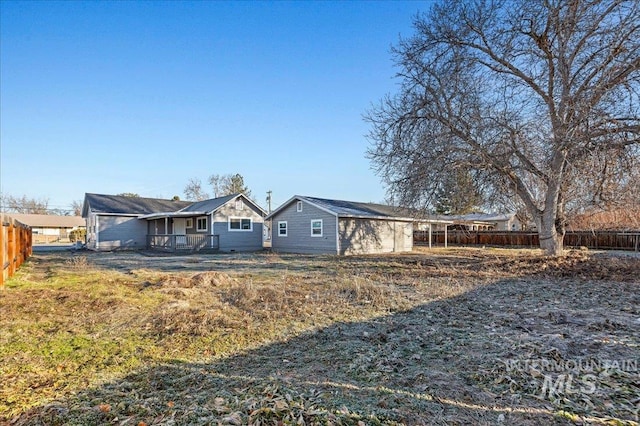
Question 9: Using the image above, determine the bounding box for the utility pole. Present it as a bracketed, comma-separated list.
[266, 190, 272, 214]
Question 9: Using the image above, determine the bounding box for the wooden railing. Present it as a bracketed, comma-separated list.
[1, 214, 32, 287]
[147, 234, 219, 252]
[415, 230, 640, 251]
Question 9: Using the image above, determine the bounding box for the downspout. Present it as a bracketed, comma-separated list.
[95, 215, 99, 250]
[335, 215, 340, 255]
[210, 212, 215, 249]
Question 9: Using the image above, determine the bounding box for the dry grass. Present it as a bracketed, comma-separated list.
[1, 248, 638, 425]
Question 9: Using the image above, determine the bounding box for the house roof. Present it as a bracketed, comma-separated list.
[266, 195, 415, 222]
[138, 193, 267, 220]
[5, 214, 85, 228]
[82, 193, 192, 217]
[178, 194, 239, 213]
[448, 212, 516, 222]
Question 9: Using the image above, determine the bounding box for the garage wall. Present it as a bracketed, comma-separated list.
[339, 218, 413, 255]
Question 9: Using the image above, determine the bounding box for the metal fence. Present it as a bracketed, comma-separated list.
[414, 230, 640, 251]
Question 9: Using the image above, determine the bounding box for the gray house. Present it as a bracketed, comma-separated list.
[82, 193, 265, 252]
[265, 196, 414, 255]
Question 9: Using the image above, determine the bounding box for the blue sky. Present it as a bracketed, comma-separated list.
[1, 0, 430, 212]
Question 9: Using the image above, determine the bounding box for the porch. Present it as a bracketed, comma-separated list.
[147, 234, 219, 252]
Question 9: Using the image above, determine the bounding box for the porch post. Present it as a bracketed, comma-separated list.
[444, 224, 448, 248]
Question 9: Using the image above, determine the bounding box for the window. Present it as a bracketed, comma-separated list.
[311, 219, 323, 237]
[196, 216, 208, 232]
[296, 201, 303, 212]
[229, 217, 252, 231]
[186, 218, 193, 228]
[235, 199, 244, 210]
[278, 221, 288, 237]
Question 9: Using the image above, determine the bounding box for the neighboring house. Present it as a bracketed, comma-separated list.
[7, 214, 85, 244]
[425, 212, 521, 231]
[82, 193, 265, 252]
[265, 196, 414, 255]
[452, 213, 522, 231]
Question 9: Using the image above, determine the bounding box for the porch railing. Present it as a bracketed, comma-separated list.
[147, 234, 219, 252]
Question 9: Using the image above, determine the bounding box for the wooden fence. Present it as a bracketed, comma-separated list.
[415, 230, 640, 251]
[1, 214, 32, 287]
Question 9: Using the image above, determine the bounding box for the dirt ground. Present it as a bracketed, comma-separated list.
[2, 247, 639, 425]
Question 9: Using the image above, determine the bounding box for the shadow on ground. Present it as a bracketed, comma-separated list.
[11, 262, 639, 425]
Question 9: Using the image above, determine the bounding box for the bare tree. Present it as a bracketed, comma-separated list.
[366, 0, 640, 255]
[183, 178, 209, 201]
[1, 195, 50, 214]
[71, 200, 83, 216]
[208, 174, 231, 198]
[208, 173, 252, 198]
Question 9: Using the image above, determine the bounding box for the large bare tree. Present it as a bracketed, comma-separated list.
[183, 178, 210, 201]
[366, 0, 640, 255]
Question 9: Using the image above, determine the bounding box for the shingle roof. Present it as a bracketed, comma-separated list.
[301, 196, 413, 219]
[83, 193, 192, 216]
[6, 214, 85, 228]
[178, 193, 238, 213]
[266, 196, 415, 221]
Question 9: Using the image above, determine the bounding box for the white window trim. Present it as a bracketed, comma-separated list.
[196, 216, 208, 232]
[311, 219, 323, 237]
[278, 221, 288, 237]
[228, 216, 253, 232]
[186, 218, 193, 228]
[235, 199, 244, 210]
[296, 201, 303, 212]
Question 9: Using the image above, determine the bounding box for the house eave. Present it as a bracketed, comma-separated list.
[138, 211, 207, 220]
[338, 214, 415, 222]
[91, 212, 143, 217]
[415, 219, 455, 225]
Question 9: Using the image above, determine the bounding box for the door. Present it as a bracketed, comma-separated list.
[394, 222, 405, 252]
[174, 218, 187, 248]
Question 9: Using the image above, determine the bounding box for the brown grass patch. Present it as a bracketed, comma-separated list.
[2, 248, 638, 425]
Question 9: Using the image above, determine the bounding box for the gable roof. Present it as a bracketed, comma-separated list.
[266, 195, 415, 222]
[82, 193, 192, 217]
[139, 193, 267, 220]
[178, 193, 239, 214]
[181, 193, 266, 215]
[6, 214, 85, 228]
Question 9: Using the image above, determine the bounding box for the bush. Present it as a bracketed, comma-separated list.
[69, 228, 86, 243]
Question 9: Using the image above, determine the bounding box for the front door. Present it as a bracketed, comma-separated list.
[174, 218, 187, 248]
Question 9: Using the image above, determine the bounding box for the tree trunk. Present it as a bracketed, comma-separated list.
[537, 212, 565, 256]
